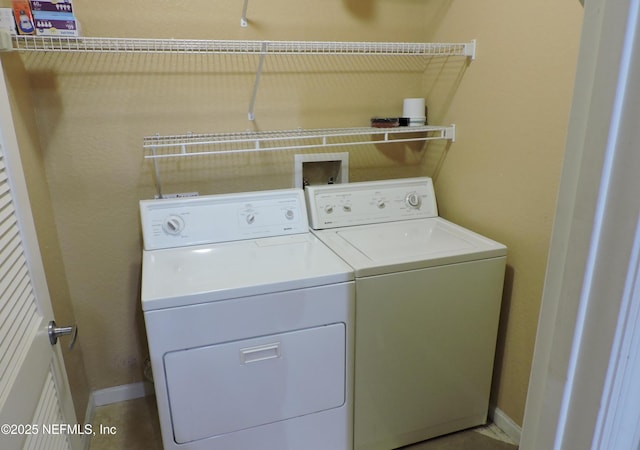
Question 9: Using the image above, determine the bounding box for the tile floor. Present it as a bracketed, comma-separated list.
[89, 396, 518, 450]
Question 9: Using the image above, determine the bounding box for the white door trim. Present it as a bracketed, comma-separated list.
[521, 0, 640, 448]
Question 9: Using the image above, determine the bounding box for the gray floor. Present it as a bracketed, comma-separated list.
[89, 396, 518, 450]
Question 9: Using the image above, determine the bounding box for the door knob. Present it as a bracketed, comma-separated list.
[48, 320, 78, 350]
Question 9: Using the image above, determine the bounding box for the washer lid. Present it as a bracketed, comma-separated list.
[312, 217, 507, 277]
[141, 233, 354, 311]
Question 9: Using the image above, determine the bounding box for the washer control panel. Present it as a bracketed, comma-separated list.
[305, 177, 438, 229]
[140, 189, 308, 250]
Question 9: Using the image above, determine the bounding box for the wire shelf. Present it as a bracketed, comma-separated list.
[10, 35, 475, 58]
[6, 35, 476, 121]
[143, 125, 456, 159]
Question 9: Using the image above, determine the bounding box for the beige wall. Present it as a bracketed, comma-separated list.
[428, 2, 583, 425]
[3, 0, 582, 428]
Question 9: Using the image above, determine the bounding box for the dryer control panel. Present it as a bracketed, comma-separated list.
[305, 177, 438, 229]
[140, 189, 308, 250]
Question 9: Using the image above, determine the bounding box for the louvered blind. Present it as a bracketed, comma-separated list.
[22, 368, 70, 450]
[0, 151, 41, 407]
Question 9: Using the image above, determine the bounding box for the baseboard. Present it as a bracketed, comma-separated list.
[79, 382, 153, 450]
[489, 406, 522, 445]
[91, 381, 154, 407]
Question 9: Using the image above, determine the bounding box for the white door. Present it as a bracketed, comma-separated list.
[521, 0, 640, 449]
[0, 60, 79, 450]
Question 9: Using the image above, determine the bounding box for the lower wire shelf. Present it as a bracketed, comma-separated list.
[143, 124, 456, 159]
[143, 124, 455, 198]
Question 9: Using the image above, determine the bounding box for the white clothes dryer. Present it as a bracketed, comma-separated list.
[305, 177, 507, 450]
[139, 188, 355, 450]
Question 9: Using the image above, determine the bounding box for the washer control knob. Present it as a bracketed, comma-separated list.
[163, 215, 185, 235]
[406, 192, 421, 208]
[285, 209, 295, 220]
[324, 205, 334, 214]
[376, 199, 386, 209]
[343, 205, 352, 212]
[246, 213, 256, 225]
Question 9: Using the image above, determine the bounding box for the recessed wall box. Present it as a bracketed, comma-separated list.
[294, 153, 349, 188]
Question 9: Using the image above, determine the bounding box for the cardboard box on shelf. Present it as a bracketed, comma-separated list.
[33, 11, 78, 36]
[12, 0, 35, 35]
[29, 0, 74, 14]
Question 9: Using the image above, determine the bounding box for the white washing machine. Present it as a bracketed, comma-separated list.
[305, 177, 507, 450]
[139, 188, 355, 450]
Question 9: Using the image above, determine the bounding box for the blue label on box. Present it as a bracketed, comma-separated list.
[29, 0, 74, 14]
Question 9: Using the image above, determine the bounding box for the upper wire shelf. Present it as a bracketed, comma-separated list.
[5, 35, 476, 120]
[8, 35, 475, 58]
[143, 125, 456, 159]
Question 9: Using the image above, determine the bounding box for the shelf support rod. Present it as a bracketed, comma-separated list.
[240, 0, 249, 27]
[151, 146, 164, 198]
[248, 41, 267, 120]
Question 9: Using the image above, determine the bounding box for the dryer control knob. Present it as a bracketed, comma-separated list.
[406, 192, 421, 208]
[376, 200, 386, 209]
[324, 205, 334, 214]
[285, 209, 295, 220]
[163, 215, 185, 235]
[246, 213, 256, 225]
